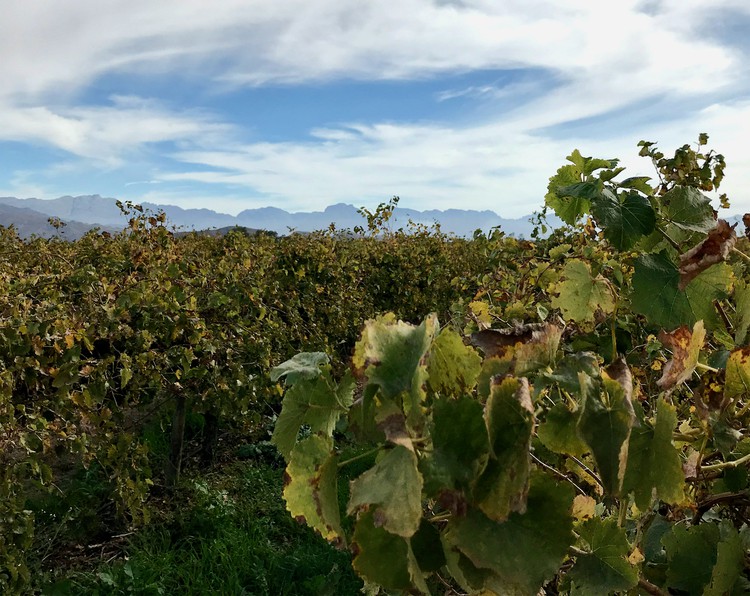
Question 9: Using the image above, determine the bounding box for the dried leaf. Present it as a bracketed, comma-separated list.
[657, 321, 706, 391]
[678, 219, 736, 291]
[471, 322, 548, 359]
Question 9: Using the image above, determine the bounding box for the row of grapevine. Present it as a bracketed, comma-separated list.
[0, 205, 487, 593]
[274, 136, 750, 594]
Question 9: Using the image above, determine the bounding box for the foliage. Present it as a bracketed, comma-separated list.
[274, 135, 750, 594]
[0, 205, 488, 593]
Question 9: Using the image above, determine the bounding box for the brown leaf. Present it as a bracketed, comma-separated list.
[656, 321, 706, 391]
[743, 213, 750, 239]
[604, 358, 634, 404]
[678, 219, 736, 290]
[470, 321, 547, 359]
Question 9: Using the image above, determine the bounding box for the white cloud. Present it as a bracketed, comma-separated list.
[0, 96, 231, 163]
[161, 98, 750, 217]
[0, 1, 748, 214]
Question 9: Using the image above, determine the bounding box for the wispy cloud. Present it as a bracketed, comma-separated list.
[0, 1, 748, 214]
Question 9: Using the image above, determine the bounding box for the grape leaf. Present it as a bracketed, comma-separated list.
[590, 189, 656, 250]
[283, 435, 343, 544]
[678, 219, 736, 290]
[272, 373, 348, 460]
[427, 328, 482, 396]
[631, 250, 732, 331]
[705, 524, 746, 596]
[351, 510, 428, 593]
[514, 324, 562, 375]
[578, 367, 635, 496]
[410, 519, 446, 573]
[657, 321, 706, 391]
[734, 279, 750, 345]
[476, 355, 513, 400]
[619, 176, 653, 195]
[551, 259, 615, 325]
[538, 403, 587, 457]
[660, 186, 716, 232]
[536, 352, 600, 395]
[353, 313, 437, 426]
[422, 396, 489, 495]
[567, 517, 639, 596]
[622, 399, 684, 510]
[270, 352, 329, 385]
[545, 163, 589, 225]
[474, 377, 534, 521]
[347, 445, 423, 538]
[446, 472, 574, 595]
[663, 522, 720, 595]
[725, 346, 750, 402]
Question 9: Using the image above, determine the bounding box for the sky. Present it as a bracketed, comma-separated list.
[1, 0, 749, 218]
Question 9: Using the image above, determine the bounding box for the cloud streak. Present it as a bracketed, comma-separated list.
[1, 1, 748, 214]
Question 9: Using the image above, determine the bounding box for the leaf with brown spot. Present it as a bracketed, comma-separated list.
[725, 346, 750, 402]
[474, 377, 534, 521]
[471, 322, 561, 376]
[678, 219, 736, 290]
[657, 320, 706, 391]
[375, 402, 413, 452]
[283, 435, 344, 544]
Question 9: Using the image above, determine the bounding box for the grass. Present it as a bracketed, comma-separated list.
[35, 440, 369, 596]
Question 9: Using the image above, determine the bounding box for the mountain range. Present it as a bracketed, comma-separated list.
[0, 195, 549, 239]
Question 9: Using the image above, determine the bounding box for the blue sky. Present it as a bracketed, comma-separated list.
[1, 0, 749, 217]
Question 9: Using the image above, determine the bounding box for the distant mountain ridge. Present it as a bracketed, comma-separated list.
[0, 195, 550, 238]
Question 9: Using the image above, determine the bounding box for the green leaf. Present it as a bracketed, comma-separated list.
[546, 163, 589, 225]
[551, 259, 615, 325]
[476, 356, 513, 400]
[474, 377, 534, 521]
[538, 403, 587, 457]
[536, 352, 600, 395]
[577, 371, 635, 496]
[445, 472, 574, 595]
[660, 186, 716, 232]
[567, 517, 639, 596]
[725, 346, 750, 402]
[351, 510, 427, 593]
[733, 279, 750, 345]
[283, 435, 343, 544]
[410, 519, 446, 573]
[663, 522, 720, 595]
[590, 189, 656, 250]
[353, 313, 437, 427]
[619, 176, 653, 195]
[347, 445, 423, 538]
[631, 251, 732, 330]
[272, 374, 347, 460]
[705, 524, 745, 596]
[270, 352, 329, 385]
[622, 399, 684, 510]
[423, 396, 489, 494]
[427, 328, 482, 396]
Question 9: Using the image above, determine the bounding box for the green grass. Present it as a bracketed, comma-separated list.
[39, 450, 366, 596]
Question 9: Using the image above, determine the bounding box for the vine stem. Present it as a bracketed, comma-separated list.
[656, 225, 681, 251]
[530, 453, 586, 496]
[732, 246, 750, 263]
[337, 446, 381, 469]
[617, 498, 628, 528]
[638, 577, 669, 596]
[700, 451, 750, 472]
[694, 362, 719, 374]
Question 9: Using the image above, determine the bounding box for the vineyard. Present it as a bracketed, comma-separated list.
[2, 135, 750, 594]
